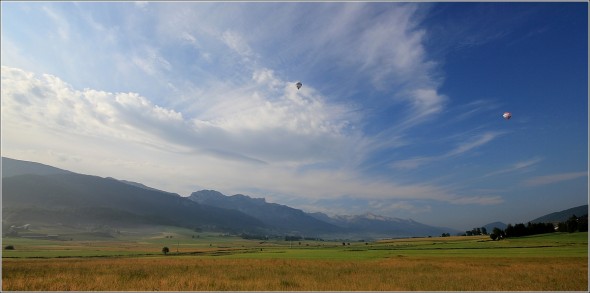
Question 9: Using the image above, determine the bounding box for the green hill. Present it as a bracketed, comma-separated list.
[530, 205, 588, 223]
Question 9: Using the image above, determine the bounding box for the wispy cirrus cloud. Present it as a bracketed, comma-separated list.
[369, 200, 433, 214]
[42, 6, 70, 40]
[447, 132, 500, 156]
[132, 46, 172, 76]
[484, 157, 544, 178]
[157, 2, 444, 128]
[522, 171, 587, 187]
[391, 131, 504, 169]
[221, 30, 256, 61]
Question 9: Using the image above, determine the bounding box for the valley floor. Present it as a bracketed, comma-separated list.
[2, 229, 588, 291]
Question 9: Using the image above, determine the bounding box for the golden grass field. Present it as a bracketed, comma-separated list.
[2, 232, 588, 291]
[2, 256, 587, 291]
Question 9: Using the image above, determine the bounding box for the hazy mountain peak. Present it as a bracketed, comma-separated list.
[363, 213, 393, 221]
[231, 194, 267, 203]
[189, 190, 226, 203]
[188, 189, 341, 234]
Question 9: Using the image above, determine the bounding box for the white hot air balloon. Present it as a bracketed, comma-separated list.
[503, 112, 512, 120]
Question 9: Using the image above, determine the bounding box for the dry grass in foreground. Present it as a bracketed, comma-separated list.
[3, 256, 587, 291]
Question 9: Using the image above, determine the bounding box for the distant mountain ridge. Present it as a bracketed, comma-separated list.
[190, 190, 460, 238]
[1, 157, 72, 178]
[188, 190, 342, 235]
[482, 221, 508, 232]
[3, 157, 458, 238]
[2, 157, 267, 233]
[309, 212, 461, 238]
[113, 178, 181, 197]
[6, 157, 583, 239]
[530, 205, 588, 224]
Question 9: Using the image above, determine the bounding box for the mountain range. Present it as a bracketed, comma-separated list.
[2, 157, 584, 239]
[188, 190, 459, 238]
[188, 190, 342, 235]
[2, 158, 265, 233]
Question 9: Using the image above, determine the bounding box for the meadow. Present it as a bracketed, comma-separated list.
[2, 228, 588, 291]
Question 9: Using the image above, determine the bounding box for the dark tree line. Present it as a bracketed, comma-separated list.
[557, 214, 588, 233]
[489, 214, 588, 241]
[240, 233, 269, 240]
[464, 227, 487, 236]
[504, 222, 554, 237]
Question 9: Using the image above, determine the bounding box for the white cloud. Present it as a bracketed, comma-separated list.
[447, 132, 501, 156]
[252, 68, 281, 88]
[180, 31, 197, 45]
[222, 30, 255, 61]
[523, 171, 587, 187]
[43, 6, 70, 40]
[154, 3, 444, 129]
[391, 131, 503, 169]
[391, 157, 433, 170]
[132, 47, 172, 76]
[1, 65, 502, 208]
[484, 157, 544, 178]
[1, 65, 354, 167]
[453, 100, 501, 122]
[398, 88, 447, 128]
[448, 195, 504, 205]
[368, 200, 433, 214]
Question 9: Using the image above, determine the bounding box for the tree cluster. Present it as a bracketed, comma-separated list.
[464, 227, 487, 236]
[504, 222, 554, 238]
[240, 233, 269, 240]
[556, 214, 588, 233]
[489, 214, 588, 241]
[490, 227, 505, 239]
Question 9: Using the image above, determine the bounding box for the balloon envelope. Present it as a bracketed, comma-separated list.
[503, 112, 512, 120]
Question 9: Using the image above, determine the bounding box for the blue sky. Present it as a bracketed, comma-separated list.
[1, 2, 587, 230]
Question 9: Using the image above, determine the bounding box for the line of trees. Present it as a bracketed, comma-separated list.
[504, 222, 554, 238]
[489, 214, 588, 241]
[464, 227, 488, 236]
[240, 233, 269, 240]
[556, 214, 588, 233]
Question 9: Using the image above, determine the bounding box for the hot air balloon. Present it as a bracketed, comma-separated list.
[503, 112, 512, 120]
[296, 82, 302, 90]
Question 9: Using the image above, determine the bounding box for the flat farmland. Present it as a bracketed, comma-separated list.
[2, 231, 588, 291]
